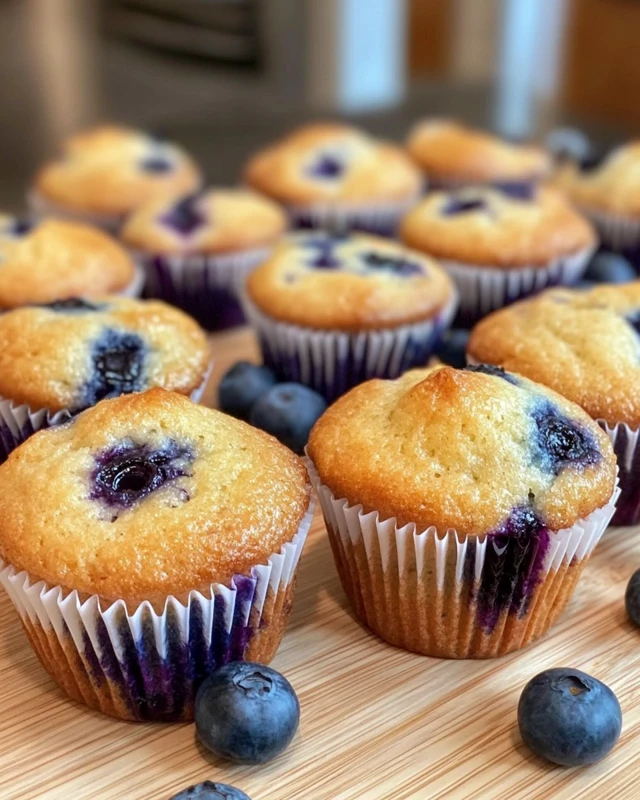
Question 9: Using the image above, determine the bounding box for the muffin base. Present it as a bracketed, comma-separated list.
[0, 359, 213, 466]
[243, 293, 458, 403]
[307, 458, 618, 659]
[0, 498, 314, 721]
[442, 246, 593, 327]
[135, 247, 272, 331]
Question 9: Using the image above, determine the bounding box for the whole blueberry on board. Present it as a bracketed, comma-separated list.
[518, 668, 622, 766]
[585, 252, 636, 284]
[170, 782, 251, 800]
[625, 569, 640, 627]
[218, 361, 277, 420]
[195, 662, 300, 765]
[250, 383, 327, 454]
[435, 329, 470, 369]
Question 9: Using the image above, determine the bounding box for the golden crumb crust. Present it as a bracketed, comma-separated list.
[400, 186, 596, 268]
[553, 143, 640, 217]
[406, 120, 551, 183]
[34, 125, 201, 216]
[0, 297, 210, 412]
[468, 282, 640, 427]
[120, 188, 287, 254]
[244, 123, 422, 205]
[308, 366, 616, 535]
[0, 389, 311, 603]
[0, 217, 135, 308]
[246, 232, 455, 331]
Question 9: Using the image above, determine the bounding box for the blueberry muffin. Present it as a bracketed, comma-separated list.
[0, 296, 210, 461]
[468, 282, 640, 524]
[243, 123, 422, 236]
[307, 364, 618, 658]
[400, 185, 596, 325]
[244, 231, 457, 401]
[121, 188, 287, 330]
[406, 119, 551, 188]
[30, 125, 201, 231]
[554, 143, 640, 264]
[0, 388, 312, 720]
[0, 214, 140, 308]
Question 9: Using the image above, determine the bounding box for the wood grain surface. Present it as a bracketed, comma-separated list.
[1, 327, 639, 800]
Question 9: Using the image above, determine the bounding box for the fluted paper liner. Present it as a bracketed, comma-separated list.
[0, 359, 213, 465]
[443, 246, 593, 326]
[134, 247, 272, 330]
[0, 498, 314, 721]
[307, 458, 618, 659]
[599, 420, 640, 526]
[243, 292, 458, 403]
[579, 206, 640, 265]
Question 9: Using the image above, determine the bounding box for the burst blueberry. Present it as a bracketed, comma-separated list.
[40, 298, 105, 313]
[195, 662, 300, 765]
[160, 193, 206, 235]
[442, 196, 487, 216]
[83, 329, 146, 407]
[464, 363, 519, 385]
[140, 156, 173, 173]
[491, 181, 535, 201]
[170, 782, 251, 800]
[218, 361, 278, 420]
[531, 402, 600, 475]
[250, 383, 327, 454]
[518, 668, 622, 766]
[306, 153, 344, 179]
[361, 251, 423, 277]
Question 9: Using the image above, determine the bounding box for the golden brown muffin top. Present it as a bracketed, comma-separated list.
[120, 188, 287, 255]
[468, 282, 640, 427]
[0, 389, 310, 604]
[0, 215, 135, 308]
[246, 231, 455, 331]
[406, 119, 551, 183]
[34, 125, 201, 216]
[308, 365, 616, 535]
[0, 296, 210, 412]
[244, 123, 422, 205]
[554, 143, 640, 217]
[400, 186, 596, 268]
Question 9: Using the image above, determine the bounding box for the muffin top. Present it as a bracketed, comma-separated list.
[308, 365, 616, 535]
[400, 186, 596, 268]
[0, 296, 210, 412]
[0, 215, 135, 308]
[406, 119, 551, 184]
[246, 231, 455, 330]
[120, 188, 287, 254]
[244, 123, 422, 205]
[0, 389, 310, 603]
[468, 282, 640, 427]
[554, 143, 640, 216]
[34, 125, 201, 217]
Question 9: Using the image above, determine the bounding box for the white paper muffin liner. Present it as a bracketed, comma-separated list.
[133, 246, 272, 330]
[242, 291, 458, 403]
[286, 193, 422, 238]
[0, 497, 314, 721]
[578, 205, 640, 267]
[0, 359, 213, 465]
[306, 457, 618, 658]
[442, 245, 593, 327]
[118, 263, 145, 298]
[598, 420, 640, 526]
[28, 189, 125, 234]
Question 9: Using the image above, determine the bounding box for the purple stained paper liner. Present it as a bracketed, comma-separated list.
[599, 420, 640, 526]
[442, 246, 594, 328]
[133, 247, 272, 331]
[242, 293, 458, 404]
[0, 499, 314, 721]
[0, 361, 213, 466]
[306, 457, 618, 659]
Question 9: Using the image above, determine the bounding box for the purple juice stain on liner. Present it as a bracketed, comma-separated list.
[360, 251, 424, 277]
[467, 506, 551, 633]
[530, 401, 601, 476]
[159, 192, 207, 236]
[90, 440, 194, 510]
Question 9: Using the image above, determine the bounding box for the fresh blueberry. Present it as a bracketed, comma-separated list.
[625, 568, 640, 627]
[306, 153, 344, 179]
[518, 668, 622, 766]
[84, 329, 146, 407]
[39, 298, 105, 313]
[249, 383, 327, 454]
[170, 782, 251, 800]
[195, 662, 300, 765]
[464, 363, 519, 385]
[546, 127, 592, 164]
[530, 402, 600, 475]
[160, 193, 206, 236]
[441, 196, 486, 216]
[585, 251, 636, 284]
[360, 251, 423, 277]
[435, 329, 469, 369]
[218, 361, 277, 420]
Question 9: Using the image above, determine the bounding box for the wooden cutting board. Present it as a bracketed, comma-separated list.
[1, 327, 639, 800]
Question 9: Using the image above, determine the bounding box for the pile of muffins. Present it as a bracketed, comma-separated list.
[0, 117, 637, 725]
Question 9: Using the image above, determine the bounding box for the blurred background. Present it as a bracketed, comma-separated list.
[0, 0, 635, 208]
